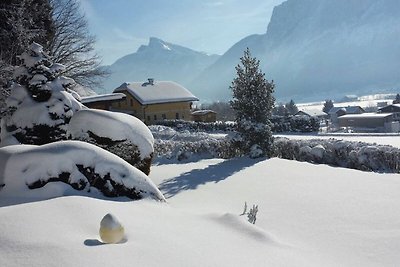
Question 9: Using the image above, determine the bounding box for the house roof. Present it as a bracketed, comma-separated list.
[378, 104, 400, 111]
[114, 80, 199, 105]
[328, 106, 364, 114]
[296, 109, 327, 117]
[338, 113, 393, 119]
[81, 93, 126, 104]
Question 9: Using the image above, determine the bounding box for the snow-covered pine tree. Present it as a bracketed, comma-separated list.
[230, 48, 275, 158]
[285, 99, 298, 115]
[0, 42, 82, 146]
[322, 99, 334, 113]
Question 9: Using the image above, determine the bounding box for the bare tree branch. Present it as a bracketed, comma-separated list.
[48, 0, 109, 89]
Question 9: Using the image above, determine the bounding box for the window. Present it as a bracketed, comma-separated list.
[175, 113, 179, 119]
[154, 115, 157, 121]
[162, 114, 166, 120]
[130, 99, 133, 106]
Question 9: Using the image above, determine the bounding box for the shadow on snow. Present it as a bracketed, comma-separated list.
[158, 157, 265, 199]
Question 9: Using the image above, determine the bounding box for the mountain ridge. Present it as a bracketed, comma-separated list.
[100, 37, 220, 94]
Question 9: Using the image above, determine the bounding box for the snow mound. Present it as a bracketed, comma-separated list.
[68, 109, 154, 159]
[0, 141, 164, 203]
[212, 213, 277, 243]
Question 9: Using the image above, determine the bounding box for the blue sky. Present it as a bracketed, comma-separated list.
[79, 0, 285, 65]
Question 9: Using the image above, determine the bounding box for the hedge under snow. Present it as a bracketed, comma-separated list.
[0, 141, 165, 201]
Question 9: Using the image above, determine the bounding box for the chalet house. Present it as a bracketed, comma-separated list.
[112, 79, 199, 124]
[191, 110, 217, 122]
[338, 113, 400, 132]
[328, 106, 365, 125]
[81, 93, 126, 110]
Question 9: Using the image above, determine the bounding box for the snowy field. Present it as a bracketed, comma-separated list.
[297, 93, 395, 113]
[1, 157, 400, 266]
[276, 134, 400, 148]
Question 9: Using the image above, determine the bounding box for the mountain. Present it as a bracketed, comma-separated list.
[100, 37, 220, 94]
[192, 0, 400, 102]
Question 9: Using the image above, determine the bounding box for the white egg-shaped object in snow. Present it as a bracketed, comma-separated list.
[99, 213, 125, 244]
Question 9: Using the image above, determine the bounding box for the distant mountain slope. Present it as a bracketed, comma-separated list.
[101, 37, 219, 95]
[192, 0, 400, 102]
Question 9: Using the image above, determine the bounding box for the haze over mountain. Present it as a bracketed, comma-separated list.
[101, 0, 400, 103]
[101, 37, 219, 93]
[193, 0, 400, 102]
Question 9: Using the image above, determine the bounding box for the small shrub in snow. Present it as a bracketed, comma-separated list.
[240, 202, 259, 225]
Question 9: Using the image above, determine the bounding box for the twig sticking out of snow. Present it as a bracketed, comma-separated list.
[239, 202, 259, 224]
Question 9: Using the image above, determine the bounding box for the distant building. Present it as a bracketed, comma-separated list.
[295, 109, 328, 120]
[191, 110, 217, 122]
[81, 93, 126, 110]
[378, 104, 400, 114]
[338, 113, 400, 132]
[328, 106, 365, 125]
[112, 79, 199, 124]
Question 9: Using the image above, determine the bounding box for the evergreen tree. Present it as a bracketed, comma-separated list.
[285, 99, 298, 115]
[0, 0, 54, 113]
[393, 94, 400, 104]
[1, 42, 82, 145]
[322, 99, 334, 113]
[230, 48, 275, 158]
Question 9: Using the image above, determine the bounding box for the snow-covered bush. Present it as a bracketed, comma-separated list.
[271, 116, 320, 133]
[149, 126, 237, 161]
[0, 141, 165, 201]
[1, 43, 83, 146]
[154, 117, 319, 134]
[274, 137, 400, 173]
[154, 120, 235, 132]
[68, 109, 154, 175]
[154, 139, 238, 162]
[0, 43, 161, 201]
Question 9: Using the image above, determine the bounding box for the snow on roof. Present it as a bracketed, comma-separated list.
[191, 110, 216, 115]
[378, 104, 400, 110]
[81, 93, 126, 104]
[298, 109, 326, 117]
[114, 80, 199, 105]
[68, 109, 154, 159]
[328, 106, 364, 114]
[338, 113, 393, 119]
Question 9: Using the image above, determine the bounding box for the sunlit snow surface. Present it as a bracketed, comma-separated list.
[1, 157, 400, 266]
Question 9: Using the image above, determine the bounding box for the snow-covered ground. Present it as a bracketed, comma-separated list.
[1, 157, 400, 266]
[297, 93, 395, 113]
[276, 134, 400, 148]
